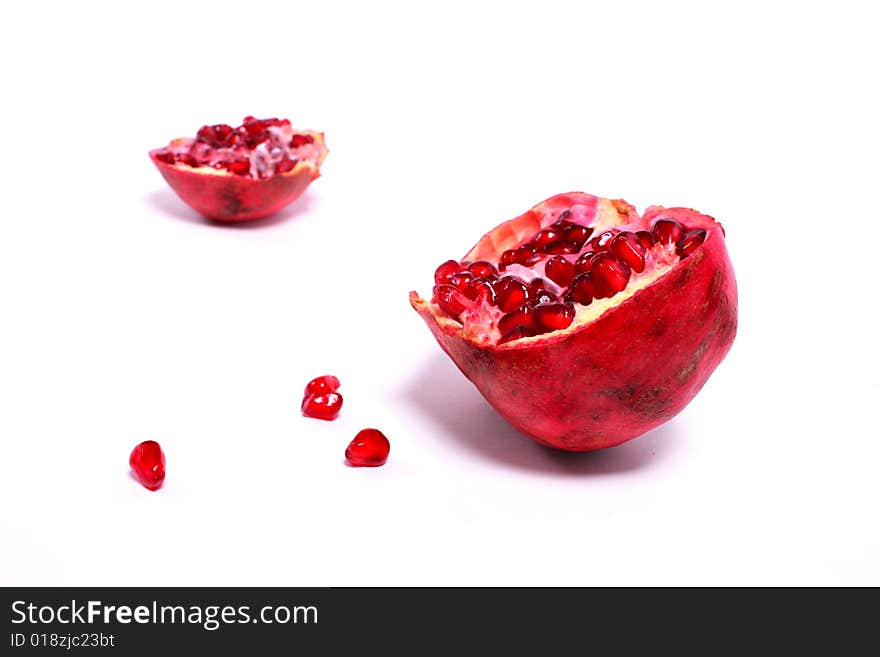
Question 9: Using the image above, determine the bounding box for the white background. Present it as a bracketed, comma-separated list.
[1, 1, 877, 586]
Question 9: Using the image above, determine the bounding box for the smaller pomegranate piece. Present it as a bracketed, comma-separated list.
[305, 375, 341, 396]
[345, 429, 390, 467]
[302, 392, 343, 421]
[129, 440, 165, 491]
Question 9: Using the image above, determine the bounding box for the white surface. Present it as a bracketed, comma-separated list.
[1, 0, 877, 586]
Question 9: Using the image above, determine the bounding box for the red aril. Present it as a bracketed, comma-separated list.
[149, 116, 327, 222]
[129, 440, 166, 491]
[302, 392, 343, 421]
[411, 192, 737, 451]
[345, 429, 390, 467]
[305, 375, 341, 396]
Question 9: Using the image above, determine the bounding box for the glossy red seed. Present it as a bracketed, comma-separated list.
[467, 261, 498, 278]
[302, 392, 343, 421]
[291, 134, 314, 148]
[499, 250, 518, 269]
[345, 429, 390, 467]
[498, 325, 536, 345]
[609, 231, 647, 273]
[563, 225, 593, 248]
[676, 229, 707, 258]
[590, 230, 616, 250]
[129, 440, 166, 491]
[469, 277, 497, 305]
[545, 256, 575, 287]
[636, 230, 656, 249]
[591, 253, 631, 295]
[533, 289, 557, 304]
[573, 251, 596, 275]
[567, 272, 596, 305]
[498, 305, 535, 334]
[449, 271, 475, 293]
[515, 245, 542, 266]
[544, 240, 578, 254]
[527, 277, 548, 295]
[553, 210, 573, 225]
[652, 218, 685, 244]
[305, 375, 340, 396]
[533, 229, 559, 248]
[227, 159, 251, 175]
[275, 156, 297, 174]
[154, 150, 176, 164]
[433, 284, 471, 317]
[533, 302, 575, 332]
[434, 260, 460, 285]
[496, 278, 530, 312]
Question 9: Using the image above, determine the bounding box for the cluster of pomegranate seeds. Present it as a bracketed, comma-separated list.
[302, 375, 343, 420]
[345, 429, 391, 467]
[432, 215, 707, 344]
[129, 440, 166, 491]
[152, 116, 316, 179]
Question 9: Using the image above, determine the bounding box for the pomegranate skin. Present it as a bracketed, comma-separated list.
[149, 131, 328, 222]
[410, 193, 738, 452]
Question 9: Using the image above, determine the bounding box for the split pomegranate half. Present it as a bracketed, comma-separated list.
[410, 192, 737, 452]
[150, 116, 328, 222]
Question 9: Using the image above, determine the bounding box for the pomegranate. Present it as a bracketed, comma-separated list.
[410, 192, 737, 451]
[345, 429, 390, 467]
[149, 116, 328, 222]
[302, 375, 343, 420]
[129, 440, 166, 490]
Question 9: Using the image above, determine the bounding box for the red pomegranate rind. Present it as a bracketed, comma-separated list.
[410, 192, 737, 452]
[149, 129, 327, 222]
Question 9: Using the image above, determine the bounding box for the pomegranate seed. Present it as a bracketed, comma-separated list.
[636, 230, 656, 249]
[449, 271, 475, 293]
[345, 429, 390, 467]
[469, 277, 497, 305]
[544, 240, 578, 254]
[498, 305, 535, 334]
[573, 251, 596, 275]
[609, 232, 647, 273]
[275, 156, 297, 174]
[496, 277, 530, 312]
[434, 260, 460, 285]
[467, 261, 498, 278]
[305, 375, 341, 396]
[527, 278, 549, 295]
[498, 325, 536, 345]
[302, 392, 343, 421]
[545, 255, 575, 287]
[533, 229, 559, 248]
[227, 159, 250, 175]
[129, 440, 166, 491]
[154, 150, 176, 164]
[499, 250, 518, 269]
[652, 218, 685, 244]
[291, 134, 314, 148]
[533, 302, 575, 332]
[563, 225, 592, 248]
[567, 272, 597, 305]
[676, 229, 707, 258]
[590, 230, 616, 250]
[515, 245, 542, 266]
[433, 284, 471, 317]
[533, 289, 557, 304]
[591, 253, 631, 296]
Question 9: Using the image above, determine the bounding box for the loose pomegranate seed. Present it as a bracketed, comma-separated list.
[567, 272, 597, 305]
[345, 429, 390, 467]
[563, 225, 592, 248]
[129, 440, 166, 491]
[652, 218, 685, 244]
[574, 251, 596, 275]
[433, 284, 471, 317]
[545, 255, 575, 287]
[533, 302, 575, 332]
[636, 230, 656, 249]
[449, 271, 475, 293]
[533, 229, 559, 248]
[591, 252, 631, 296]
[590, 230, 616, 250]
[498, 325, 536, 344]
[676, 229, 707, 258]
[496, 277, 530, 312]
[498, 305, 535, 334]
[305, 375, 341, 396]
[609, 232, 647, 273]
[291, 134, 314, 148]
[434, 260, 460, 285]
[302, 392, 343, 420]
[469, 277, 497, 305]
[467, 261, 498, 278]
